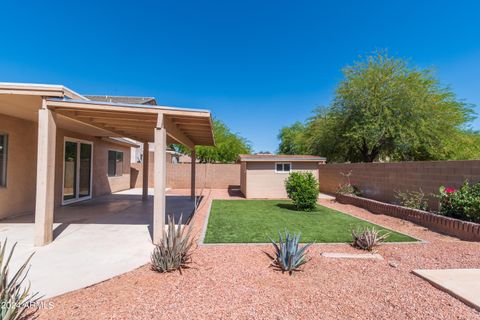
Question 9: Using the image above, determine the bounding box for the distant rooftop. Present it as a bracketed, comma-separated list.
[85, 95, 157, 105]
[238, 154, 326, 162]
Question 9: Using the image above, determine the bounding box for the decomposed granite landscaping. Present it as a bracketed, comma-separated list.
[203, 199, 417, 243]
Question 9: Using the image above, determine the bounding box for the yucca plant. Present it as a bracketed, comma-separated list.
[151, 214, 195, 273]
[351, 227, 389, 251]
[268, 230, 312, 275]
[1, 239, 40, 320]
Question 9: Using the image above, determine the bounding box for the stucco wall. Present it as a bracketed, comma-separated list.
[0, 114, 38, 218]
[0, 113, 131, 219]
[54, 129, 131, 207]
[244, 161, 319, 199]
[318, 160, 480, 209]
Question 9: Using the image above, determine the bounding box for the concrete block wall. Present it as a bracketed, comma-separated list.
[131, 163, 240, 189]
[318, 160, 480, 209]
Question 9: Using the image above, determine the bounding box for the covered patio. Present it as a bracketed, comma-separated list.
[0, 188, 199, 298]
[0, 84, 214, 246]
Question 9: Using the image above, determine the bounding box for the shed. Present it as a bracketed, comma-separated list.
[238, 154, 326, 199]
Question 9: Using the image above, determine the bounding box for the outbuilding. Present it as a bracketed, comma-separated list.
[238, 154, 326, 199]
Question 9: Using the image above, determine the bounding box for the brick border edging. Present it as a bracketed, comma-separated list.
[335, 193, 480, 242]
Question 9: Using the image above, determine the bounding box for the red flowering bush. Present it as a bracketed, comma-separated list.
[438, 181, 480, 223]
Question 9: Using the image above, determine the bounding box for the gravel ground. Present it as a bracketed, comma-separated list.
[38, 189, 480, 320]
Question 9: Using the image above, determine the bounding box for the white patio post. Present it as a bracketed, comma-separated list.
[190, 148, 196, 199]
[153, 114, 166, 245]
[34, 99, 57, 246]
[142, 142, 149, 201]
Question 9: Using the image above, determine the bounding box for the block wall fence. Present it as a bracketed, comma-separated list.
[131, 163, 241, 190]
[318, 160, 480, 210]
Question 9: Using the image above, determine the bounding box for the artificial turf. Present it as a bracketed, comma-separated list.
[203, 200, 417, 243]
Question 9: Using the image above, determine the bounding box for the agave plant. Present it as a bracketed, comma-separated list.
[268, 229, 312, 275]
[1, 239, 40, 320]
[351, 227, 389, 251]
[151, 214, 195, 273]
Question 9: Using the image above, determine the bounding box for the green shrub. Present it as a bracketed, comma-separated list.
[395, 189, 428, 211]
[151, 214, 195, 273]
[1, 239, 40, 320]
[351, 227, 389, 251]
[285, 172, 320, 211]
[268, 229, 312, 275]
[336, 183, 361, 196]
[438, 181, 480, 223]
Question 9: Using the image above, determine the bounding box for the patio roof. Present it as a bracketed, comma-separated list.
[46, 98, 215, 147]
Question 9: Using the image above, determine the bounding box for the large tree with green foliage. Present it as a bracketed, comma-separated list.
[174, 119, 251, 163]
[277, 121, 308, 154]
[279, 51, 479, 162]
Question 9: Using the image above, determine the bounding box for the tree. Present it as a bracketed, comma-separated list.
[279, 51, 479, 162]
[175, 119, 251, 163]
[277, 122, 308, 154]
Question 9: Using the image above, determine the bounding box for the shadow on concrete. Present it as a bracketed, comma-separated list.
[3, 192, 202, 242]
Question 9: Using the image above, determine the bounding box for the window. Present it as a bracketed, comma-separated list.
[108, 150, 124, 177]
[0, 134, 7, 187]
[275, 162, 291, 173]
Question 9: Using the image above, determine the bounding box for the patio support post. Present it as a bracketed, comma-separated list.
[34, 99, 57, 246]
[142, 142, 149, 201]
[153, 114, 166, 245]
[190, 148, 196, 199]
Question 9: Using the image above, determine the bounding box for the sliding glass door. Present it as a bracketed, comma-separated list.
[63, 139, 93, 204]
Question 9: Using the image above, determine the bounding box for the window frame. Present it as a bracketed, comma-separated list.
[274, 162, 292, 174]
[0, 133, 8, 188]
[107, 149, 124, 177]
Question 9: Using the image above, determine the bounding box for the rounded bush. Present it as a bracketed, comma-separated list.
[285, 172, 320, 211]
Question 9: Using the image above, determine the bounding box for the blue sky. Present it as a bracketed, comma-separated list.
[1, 1, 480, 152]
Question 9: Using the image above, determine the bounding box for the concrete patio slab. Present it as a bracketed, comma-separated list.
[413, 269, 480, 311]
[321, 252, 384, 260]
[0, 188, 197, 299]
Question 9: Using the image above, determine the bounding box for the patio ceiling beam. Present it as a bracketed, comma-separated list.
[174, 122, 211, 127]
[47, 100, 160, 115]
[76, 113, 156, 120]
[56, 110, 149, 142]
[164, 117, 195, 149]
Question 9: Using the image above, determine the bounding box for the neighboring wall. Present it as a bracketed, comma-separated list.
[246, 161, 319, 199]
[318, 160, 480, 209]
[131, 162, 241, 189]
[0, 113, 131, 219]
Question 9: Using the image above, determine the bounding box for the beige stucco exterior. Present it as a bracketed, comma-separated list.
[0, 113, 131, 219]
[241, 161, 320, 199]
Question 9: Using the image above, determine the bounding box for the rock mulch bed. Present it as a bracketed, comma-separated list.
[38, 189, 480, 319]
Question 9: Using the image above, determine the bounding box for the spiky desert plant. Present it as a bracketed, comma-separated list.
[151, 214, 195, 273]
[351, 227, 389, 251]
[268, 229, 312, 275]
[1, 239, 40, 320]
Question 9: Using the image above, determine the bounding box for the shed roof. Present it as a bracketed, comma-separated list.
[238, 154, 326, 162]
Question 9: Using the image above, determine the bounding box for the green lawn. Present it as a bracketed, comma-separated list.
[203, 200, 417, 243]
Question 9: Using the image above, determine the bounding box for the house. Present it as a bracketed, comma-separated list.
[238, 154, 326, 199]
[0, 82, 214, 246]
